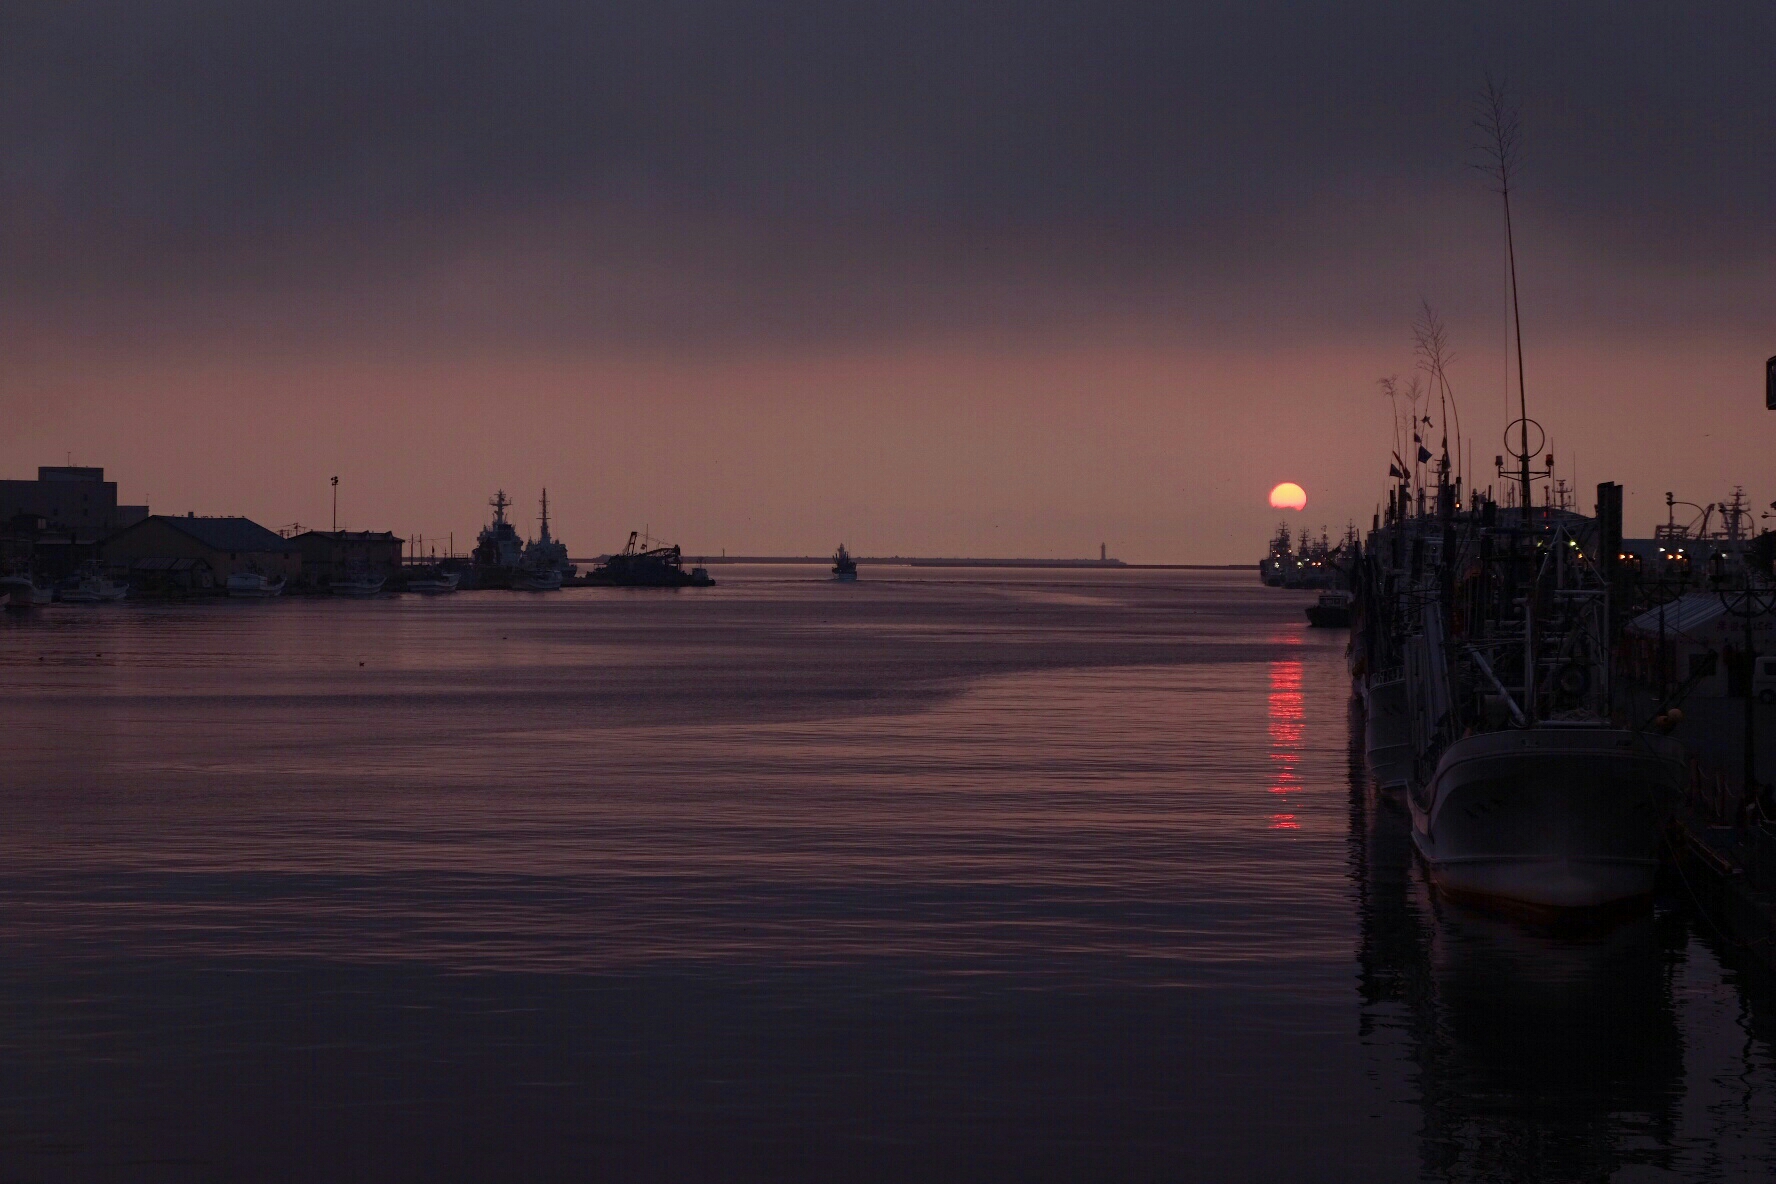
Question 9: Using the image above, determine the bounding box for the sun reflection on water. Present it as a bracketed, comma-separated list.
[1268, 639, 1304, 829]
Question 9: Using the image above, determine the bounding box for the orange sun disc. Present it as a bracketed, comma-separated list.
[1269, 482, 1307, 511]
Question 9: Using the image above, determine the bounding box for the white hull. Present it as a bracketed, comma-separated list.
[513, 570, 563, 591]
[1410, 728, 1686, 909]
[58, 585, 128, 603]
[332, 577, 386, 597]
[1363, 676, 1413, 790]
[226, 575, 284, 598]
[406, 575, 460, 594]
[0, 577, 50, 609]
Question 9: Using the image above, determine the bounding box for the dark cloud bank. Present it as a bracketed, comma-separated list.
[3, 1, 1775, 349]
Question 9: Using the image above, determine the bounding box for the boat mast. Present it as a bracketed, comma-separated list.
[1478, 77, 1535, 721]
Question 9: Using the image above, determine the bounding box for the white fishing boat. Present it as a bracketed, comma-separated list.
[512, 566, 563, 591]
[1411, 725, 1685, 909]
[71, 582, 128, 603]
[1387, 89, 1693, 910]
[405, 569, 460, 594]
[331, 573, 386, 597]
[1391, 505, 1688, 910]
[57, 570, 130, 602]
[226, 570, 285, 598]
[0, 572, 51, 610]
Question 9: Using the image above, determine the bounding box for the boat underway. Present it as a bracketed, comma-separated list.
[831, 544, 858, 581]
[226, 569, 285, 598]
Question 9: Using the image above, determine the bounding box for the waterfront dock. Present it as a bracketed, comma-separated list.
[1637, 690, 1776, 968]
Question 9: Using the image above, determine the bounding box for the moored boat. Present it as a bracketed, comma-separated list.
[331, 573, 386, 597]
[467, 490, 525, 589]
[1363, 674, 1413, 792]
[1409, 726, 1685, 910]
[832, 543, 858, 581]
[405, 569, 461, 594]
[1305, 589, 1349, 627]
[58, 566, 130, 603]
[1258, 523, 1292, 586]
[520, 490, 574, 584]
[586, 532, 714, 587]
[0, 571, 51, 610]
[226, 569, 285, 598]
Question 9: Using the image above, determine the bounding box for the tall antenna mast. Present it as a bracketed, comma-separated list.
[1476, 77, 1530, 522]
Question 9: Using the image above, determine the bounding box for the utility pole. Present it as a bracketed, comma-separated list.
[1720, 582, 1776, 815]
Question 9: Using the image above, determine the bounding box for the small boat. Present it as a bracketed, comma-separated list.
[331, 573, 386, 597]
[0, 572, 51, 610]
[832, 544, 858, 581]
[405, 569, 461, 594]
[1305, 589, 1349, 628]
[226, 570, 286, 598]
[57, 564, 130, 603]
[512, 566, 563, 592]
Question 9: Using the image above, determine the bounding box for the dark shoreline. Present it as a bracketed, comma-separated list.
[592, 556, 1256, 570]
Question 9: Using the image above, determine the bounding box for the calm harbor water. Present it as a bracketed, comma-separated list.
[3, 567, 1776, 1181]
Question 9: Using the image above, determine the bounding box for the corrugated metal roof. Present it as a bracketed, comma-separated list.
[1625, 592, 1724, 637]
[291, 530, 400, 542]
[131, 557, 209, 571]
[155, 516, 298, 553]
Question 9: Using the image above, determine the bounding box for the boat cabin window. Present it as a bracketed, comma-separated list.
[1760, 658, 1776, 677]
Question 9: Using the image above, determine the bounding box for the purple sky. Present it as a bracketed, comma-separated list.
[4, 2, 1774, 560]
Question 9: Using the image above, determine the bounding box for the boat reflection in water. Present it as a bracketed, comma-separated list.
[1348, 704, 1685, 1181]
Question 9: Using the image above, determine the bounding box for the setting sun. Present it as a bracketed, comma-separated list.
[1268, 482, 1307, 511]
